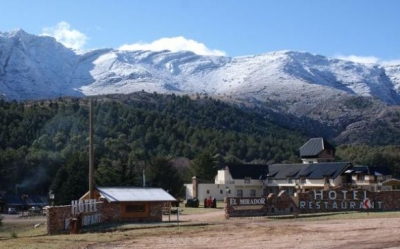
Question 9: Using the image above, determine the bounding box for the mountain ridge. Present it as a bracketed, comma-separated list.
[1, 29, 400, 104]
[2, 30, 400, 145]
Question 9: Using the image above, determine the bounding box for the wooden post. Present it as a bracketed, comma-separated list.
[89, 99, 94, 199]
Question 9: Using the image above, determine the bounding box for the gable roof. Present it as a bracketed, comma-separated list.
[222, 161, 352, 181]
[268, 164, 308, 179]
[297, 162, 352, 179]
[299, 138, 335, 158]
[223, 164, 269, 180]
[3, 194, 25, 206]
[96, 187, 176, 203]
[25, 195, 49, 206]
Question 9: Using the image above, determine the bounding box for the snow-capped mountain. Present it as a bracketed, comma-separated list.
[3, 29, 400, 144]
[1, 29, 400, 108]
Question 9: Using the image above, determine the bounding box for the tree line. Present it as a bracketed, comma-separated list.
[0, 92, 399, 204]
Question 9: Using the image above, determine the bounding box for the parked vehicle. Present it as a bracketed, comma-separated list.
[7, 207, 17, 214]
[184, 198, 199, 207]
[204, 197, 217, 208]
[29, 206, 41, 214]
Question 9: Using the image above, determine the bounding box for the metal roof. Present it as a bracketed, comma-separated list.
[223, 164, 269, 180]
[96, 187, 176, 203]
[267, 162, 352, 179]
[299, 138, 335, 157]
[297, 162, 351, 179]
[268, 164, 308, 179]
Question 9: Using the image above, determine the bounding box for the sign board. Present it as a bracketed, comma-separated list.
[299, 190, 383, 211]
[64, 199, 101, 230]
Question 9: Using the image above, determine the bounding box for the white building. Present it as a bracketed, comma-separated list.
[184, 138, 394, 201]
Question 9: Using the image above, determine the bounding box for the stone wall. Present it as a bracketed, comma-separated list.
[224, 190, 400, 219]
[224, 191, 298, 219]
[47, 205, 71, 235]
[297, 190, 400, 213]
[47, 201, 165, 235]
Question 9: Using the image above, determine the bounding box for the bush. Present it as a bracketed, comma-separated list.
[10, 231, 18, 238]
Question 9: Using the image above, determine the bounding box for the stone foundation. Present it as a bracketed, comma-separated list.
[47, 201, 164, 235]
[224, 190, 400, 219]
[225, 191, 298, 218]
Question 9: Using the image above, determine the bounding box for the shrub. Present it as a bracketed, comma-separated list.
[10, 231, 18, 238]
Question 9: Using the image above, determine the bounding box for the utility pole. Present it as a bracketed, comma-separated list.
[89, 99, 94, 199]
[143, 170, 146, 187]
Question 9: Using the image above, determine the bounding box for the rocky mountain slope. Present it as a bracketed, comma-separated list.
[2, 29, 400, 145]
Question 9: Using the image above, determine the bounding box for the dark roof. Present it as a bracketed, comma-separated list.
[25, 195, 49, 206]
[224, 162, 352, 181]
[268, 164, 308, 179]
[351, 166, 392, 176]
[297, 162, 352, 179]
[223, 164, 269, 180]
[3, 195, 24, 206]
[299, 138, 335, 158]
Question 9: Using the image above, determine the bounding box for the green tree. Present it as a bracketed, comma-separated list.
[50, 152, 88, 205]
[147, 157, 184, 197]
[189, 152, 219, 181]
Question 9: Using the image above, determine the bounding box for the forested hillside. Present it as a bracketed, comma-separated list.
[1, 92, 399, 204]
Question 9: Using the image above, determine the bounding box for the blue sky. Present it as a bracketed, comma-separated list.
[1, 0, 399, 64]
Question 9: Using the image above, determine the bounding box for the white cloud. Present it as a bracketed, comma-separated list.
[335, 54, 400, 66]
[381, 60, 400, 66]
[335, 54, 380, 64]
[41, 21, 88, 50]
[119, 36, 226, 56]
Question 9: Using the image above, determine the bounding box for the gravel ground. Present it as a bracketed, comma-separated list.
[90, 210, 400, 249]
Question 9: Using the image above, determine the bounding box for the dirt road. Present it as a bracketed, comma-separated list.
[91, 210, 400, 249]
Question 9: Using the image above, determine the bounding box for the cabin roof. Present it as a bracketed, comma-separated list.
[96, 187, 176, 203]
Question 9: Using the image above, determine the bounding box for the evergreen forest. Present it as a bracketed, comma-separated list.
[1, 92, 400, 204]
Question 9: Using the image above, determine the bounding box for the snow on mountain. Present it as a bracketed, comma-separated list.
[384, 64, 400, 93]
[1, 30, 400, 110]
[0, 29, 85, 100]
[80, 49, 400, 108]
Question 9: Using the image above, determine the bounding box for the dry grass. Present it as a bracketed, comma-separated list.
[0, 218, 47, 240]
[1, 210, 400, 249]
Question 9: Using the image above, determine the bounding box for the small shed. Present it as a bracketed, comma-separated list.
[81, 187, 176, 222]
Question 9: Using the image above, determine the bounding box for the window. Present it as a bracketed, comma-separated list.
[126, 204, 145, 213]
[244, 177, 250, 183]
[250, 189, 256, 197]
[237, 189, 243, 197]
[206, 190, 210, 194]
[287, 178, 293, 183]
[220, 190, 223, 194]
